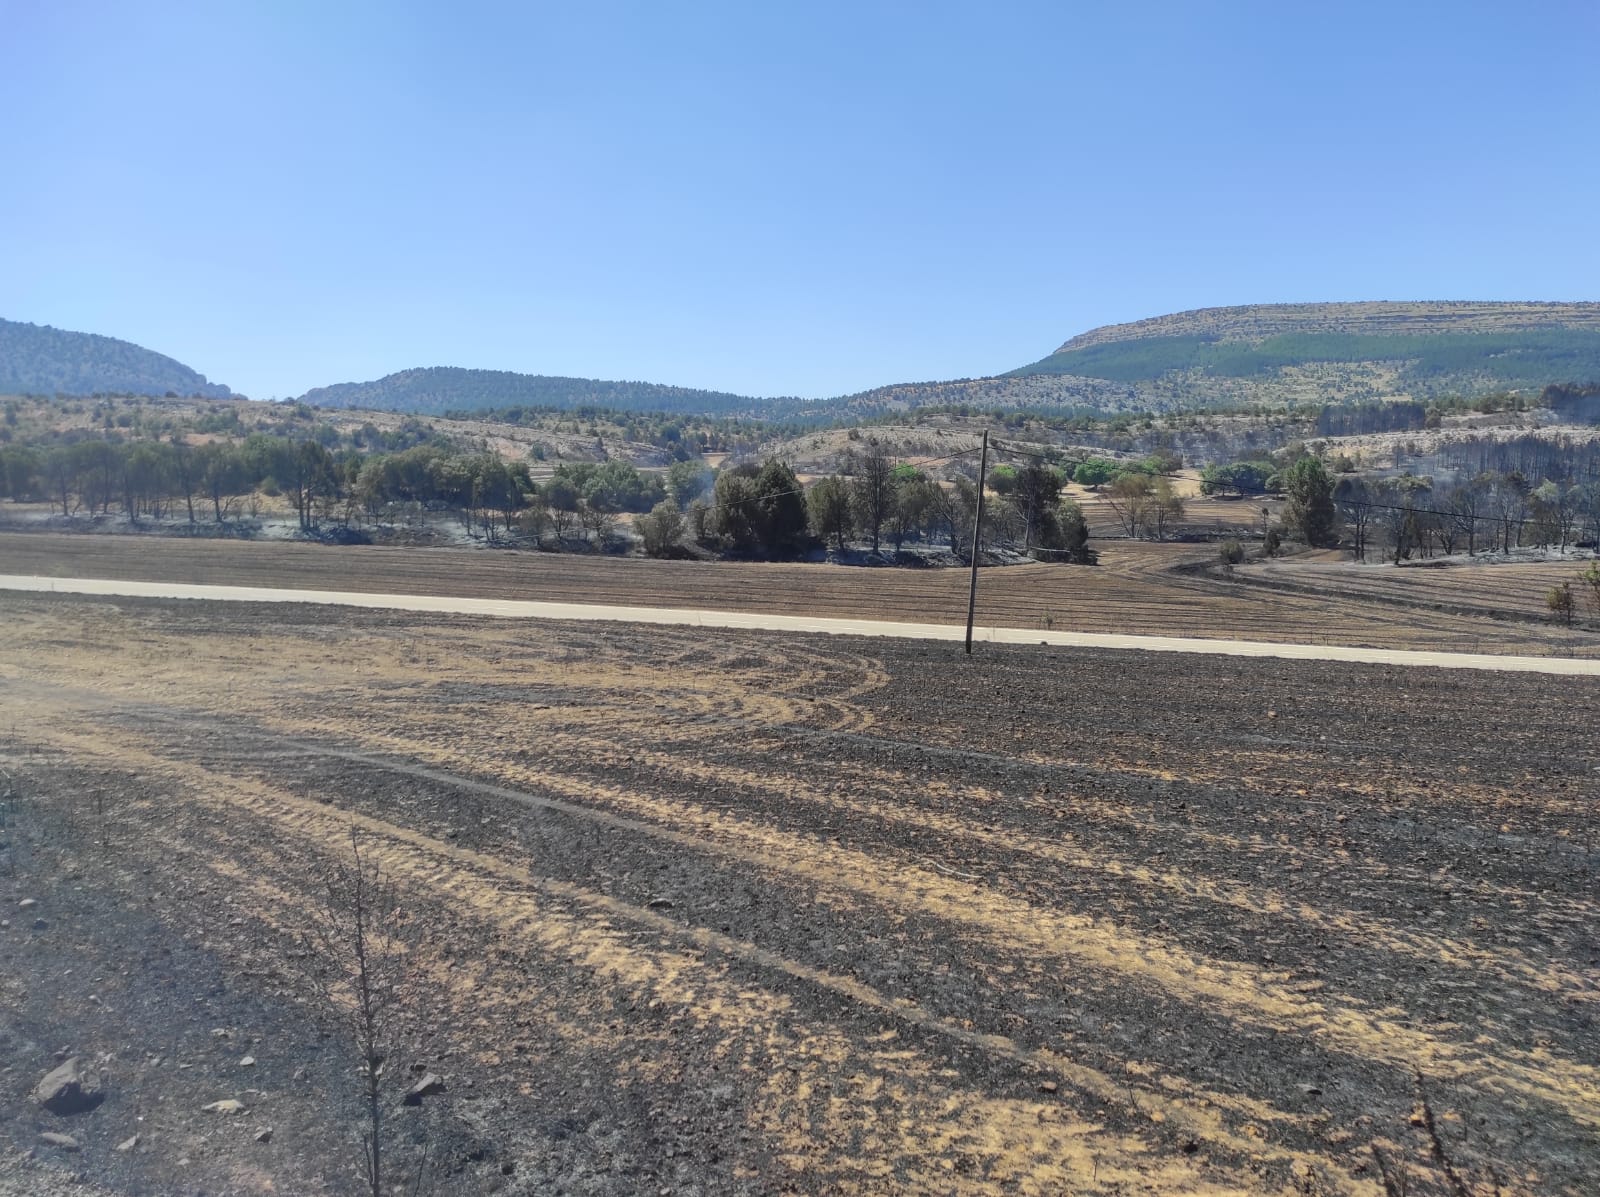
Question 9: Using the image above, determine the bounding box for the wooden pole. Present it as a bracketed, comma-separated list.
[964, 429, 989, 654]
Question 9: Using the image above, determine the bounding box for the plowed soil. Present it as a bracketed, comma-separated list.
[1249, 554, 1600, 626]
[3, 531, 1596, 657]
[1, 592, 1597, 1195]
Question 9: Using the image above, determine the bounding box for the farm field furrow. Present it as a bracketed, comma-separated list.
[1, 594, 1597, 1195]
[2, 531, 1597, 657]
[1249, 556, 1599, 624]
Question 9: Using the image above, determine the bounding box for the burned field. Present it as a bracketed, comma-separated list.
[0, 593, 1597, 1195]
[6, 531, 1600, 657]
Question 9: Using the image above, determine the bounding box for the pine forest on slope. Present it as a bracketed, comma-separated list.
[0, 318, 232, 400]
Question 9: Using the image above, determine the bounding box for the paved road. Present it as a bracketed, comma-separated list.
[4, 573, 1598, 676]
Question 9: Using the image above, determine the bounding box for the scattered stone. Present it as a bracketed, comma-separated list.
[646, 897, 674, 910]
[1180, 1138, 1199, 1154]
[39, 1132, 80, 1152]
[203, 1099, 248, 1115]
[1038, 1080, 1058, 1094]
[402, 1073, 446, 1106]
[210, 1028, 231, 1039]
[239, 1056, 256, 1067]
[32, 918, 47, 931]
[254, 1128, 273, 1144]
[18, 898, 37, 909]
[116, 1135, 140, 1152]
[35, 1057, 104, 1116]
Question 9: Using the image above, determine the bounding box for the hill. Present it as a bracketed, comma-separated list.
[298, 366, 778, 418]
[299, 365, 1140, 426]
[303, 302, 1600, 424]
[0, 317, 232, 399]
[1006, 301, 1600, 409]
[14, 300, 1600, 422]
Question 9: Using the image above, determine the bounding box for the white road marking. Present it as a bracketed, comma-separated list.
[2, 573, 1596, 676]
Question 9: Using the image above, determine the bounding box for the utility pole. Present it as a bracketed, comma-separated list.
[964, 429, 989, 655]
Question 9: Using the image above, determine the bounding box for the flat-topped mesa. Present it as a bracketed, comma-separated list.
[1055, 301, 1600, 353]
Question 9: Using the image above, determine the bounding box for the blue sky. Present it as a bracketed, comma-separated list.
[2, 1, 1596, 400]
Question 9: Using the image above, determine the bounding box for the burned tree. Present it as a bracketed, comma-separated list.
[304, 830, 419, 1197]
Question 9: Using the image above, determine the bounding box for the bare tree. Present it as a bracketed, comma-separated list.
[1150, 476, 1184, 541]
[1335, 477, 1376, 561]
[926, 481, 963, 558]
[305, 830, 414, 1197]
[578, 499, 617, 546]
[1447, 476, 1490, 557]
[1491, 472, 1530, 554]
[1104, 473, 1153, 538]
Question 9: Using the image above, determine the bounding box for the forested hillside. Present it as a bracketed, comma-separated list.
[12, 302, 1600, 423]
[300, 366, 1140, 423]
[299, 367, 773, 418]
[0, 318, 232, 398]
[1007, 302, 1600, 408]
[306, 303, 1600, 422]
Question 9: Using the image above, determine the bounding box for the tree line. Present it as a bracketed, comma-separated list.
[793, 452, 1092, 561]
[0, 431, 1096, 566]
[658, 450, 1092, 563]
[1334, 470, 1600, 562]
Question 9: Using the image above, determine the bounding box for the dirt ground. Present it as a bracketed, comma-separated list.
[3, 531, 1597, 658]
[1, 593, 1597, 1195]
[1248, 553, 1600, 627]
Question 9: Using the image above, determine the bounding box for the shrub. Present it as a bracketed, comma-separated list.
[1219, 539, 1245, 576]
[1548, 582, 1576, 625]
[637, 500, 684, 558]
[1579, 561, 1600, 618]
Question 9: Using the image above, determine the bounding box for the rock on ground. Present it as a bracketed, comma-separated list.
[34, 1058, 102, 1116]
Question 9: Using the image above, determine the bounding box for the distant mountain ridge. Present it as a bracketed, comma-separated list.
[303, 302, 1600, 422]
[0, 317, 231, 398]
[1050, 301, 1600, 352]
[298, 366, 774, 418]
[1004, 300, 1600, 410]
[8, 301, 1600, 421]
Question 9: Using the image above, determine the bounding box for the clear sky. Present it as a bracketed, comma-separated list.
[2, 1, 1596, 400]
